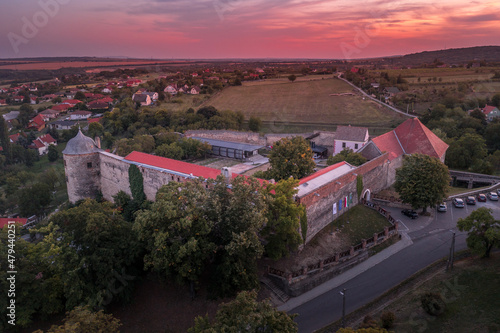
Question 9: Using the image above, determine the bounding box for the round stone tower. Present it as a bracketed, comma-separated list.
[62, 129, 102, 203]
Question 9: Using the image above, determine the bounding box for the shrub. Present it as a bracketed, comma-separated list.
[421, 292, 446, 316]
[379, 311, 395, 329]
[359, 315, 378, 329]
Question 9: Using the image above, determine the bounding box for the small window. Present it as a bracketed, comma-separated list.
[177, 177, 180, 182]
[87, 162, 92, 168]
[342, 142, 346, 148]
[355, 143, 358, 149]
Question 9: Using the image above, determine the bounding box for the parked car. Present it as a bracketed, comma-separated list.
[497, 188, 500, 196]
[437, 203, 447, 212]
[402, 209, 418, 219]
[453, 198, 465, 208]
[466, 196, 476, 205]
[487, 192, 499, 201]
[477, 193, 487, 202]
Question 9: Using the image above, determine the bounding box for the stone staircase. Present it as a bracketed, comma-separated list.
[260, 276, 289, 303]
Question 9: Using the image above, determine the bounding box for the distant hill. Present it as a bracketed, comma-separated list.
[379, 46, 500, 67]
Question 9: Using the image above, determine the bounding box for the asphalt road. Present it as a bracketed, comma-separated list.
[290, 199, 500, 333]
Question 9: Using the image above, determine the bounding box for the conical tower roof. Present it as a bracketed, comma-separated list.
[62, 129, 101, 155]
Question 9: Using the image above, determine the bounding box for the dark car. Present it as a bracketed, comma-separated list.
[402, 209, 418, 219]
[466, 196, 476, 205]
[453, 198, 465, 208]
[477, 193, 487, 202]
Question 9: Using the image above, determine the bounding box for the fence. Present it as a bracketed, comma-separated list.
[267, 199, 399, 289]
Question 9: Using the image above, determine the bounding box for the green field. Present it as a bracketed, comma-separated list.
[205, 78, 409, 130]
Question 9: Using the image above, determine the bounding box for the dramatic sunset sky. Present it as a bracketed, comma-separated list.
[1, 0, 499, 59]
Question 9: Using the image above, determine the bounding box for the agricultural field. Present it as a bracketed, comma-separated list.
[205, 77, 409, 130]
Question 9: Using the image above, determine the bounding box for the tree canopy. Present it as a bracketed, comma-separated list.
[267, 136, 315, 181]
[327, 148, 367, 167]
[262, 178, 306, 259]
[394, 154, 450, 213]
[457, 207, 500, 258]
[189, 290, 297, 333]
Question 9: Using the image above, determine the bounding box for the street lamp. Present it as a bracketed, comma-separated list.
[339, 288, 346, 328]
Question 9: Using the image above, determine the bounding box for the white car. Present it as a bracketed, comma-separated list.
[487, 192, 499, 201]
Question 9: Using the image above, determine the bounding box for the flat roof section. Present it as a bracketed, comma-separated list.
[297, 162, 356, 197]
[191, 137, 265, 152]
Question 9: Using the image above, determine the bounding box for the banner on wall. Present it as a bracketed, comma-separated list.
[338, 199, 342, 211]
[333, 202, 337, 215]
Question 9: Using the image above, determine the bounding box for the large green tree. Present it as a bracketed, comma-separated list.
[206, 175, 267, 297]
[19, 182, 52, 217]
[134, 180, 215, 297]
[394, 154, 450, 214]
[0, 224, 65, 329]
[50, 199, 142, 309]
[262, 178, 306, 259]
[189, 290, 297, 333]
[34, 306, 121, 333]
[457, 207, 500, 258]
[445, 132, 488, 171]
[268, 136, 315, 181]
[327, 148, 367, 166]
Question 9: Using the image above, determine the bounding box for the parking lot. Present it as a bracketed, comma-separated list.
[381, 192, 500, 240]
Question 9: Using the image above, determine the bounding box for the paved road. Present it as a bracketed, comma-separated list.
[336, 75, 417, 118]
[286, 199, 500, 333]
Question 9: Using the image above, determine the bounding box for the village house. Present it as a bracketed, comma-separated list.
[27, 114, 46, 131]
[39, 109, 61, 119]
[9, 132, 26, 144]
[51, 104, 71, 112]
[164, 84, 178, 95]
[29, 133, 57, 155]
[87, 100, 109, 110]
[49, 120, 80, 130]
[333, 125, 369, 155]
[132, 93, 152, 106]
[188, 86, 201, 95]
[482, 105, 500, 122]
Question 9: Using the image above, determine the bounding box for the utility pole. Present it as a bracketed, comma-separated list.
[339, 288, 346, 328]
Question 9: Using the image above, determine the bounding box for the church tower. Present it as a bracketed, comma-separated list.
[62, 129, 102, 203]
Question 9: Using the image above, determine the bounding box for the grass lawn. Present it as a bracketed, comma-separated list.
[446, 185, 492, 197]
[376, 253, 500, 333]
[205, 77, 408, 128]
[311, 205, 393, 247]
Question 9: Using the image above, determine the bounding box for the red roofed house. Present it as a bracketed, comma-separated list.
[51, 104, 71, 112]
[482, 105, 500, 122]
[29, 133, 57, 155]
[62, 99, 82, 107]
[27, 114, 46, 131]
[9, 132, 26, 143]
[88, 117, 102, 124]
[87, 100, 109, 110]
[359, 117, 449, 163]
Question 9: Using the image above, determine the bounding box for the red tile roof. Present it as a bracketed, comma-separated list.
[9, 132, 25, 143]
[30, 140, 45, 149]
[29, 114, 46, 127]
[38, 133, 56, 145]
[394, 118, 448, 160]
[88, 117, 102, 123]
[299, 161, 346, 185]
[0, 218, 27, 229]
[51, 104, 71, 111]
[371, 130, 404, 161]
[125, 151, 222, 180]
[62, 99, 82, 105]
[372, 118, 448, 160]
[482, 105, 499, 115]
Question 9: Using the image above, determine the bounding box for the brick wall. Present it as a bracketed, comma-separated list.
[298, 154, 390, 243]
